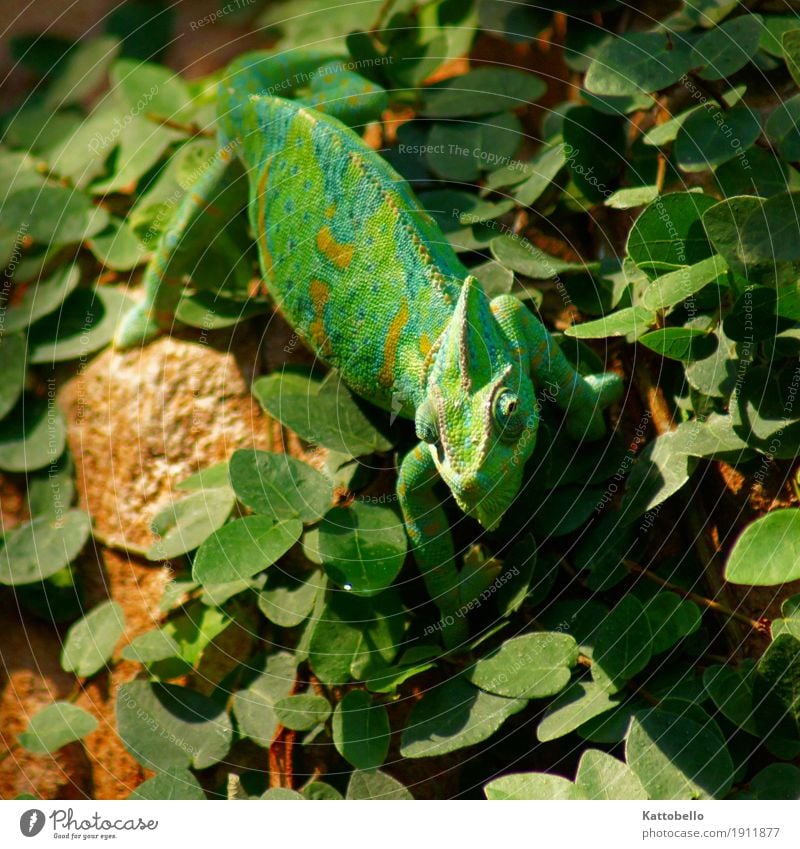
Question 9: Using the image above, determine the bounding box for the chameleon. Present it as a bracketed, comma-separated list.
[115, 49, 623, 646]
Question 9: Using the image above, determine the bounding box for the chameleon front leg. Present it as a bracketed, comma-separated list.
[114, 149, 244, 348]
[490, 295, 623, 440]
[397, 443, 468, 648]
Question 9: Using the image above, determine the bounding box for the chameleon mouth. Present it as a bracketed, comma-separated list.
[451, 488, 509, 532]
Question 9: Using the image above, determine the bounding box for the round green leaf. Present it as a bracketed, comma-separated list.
[18, 702, 97, 754]
[1, 185, 108, 245]
[120, 628, 181, 664]
[574, 749, 648, 800]
[0, 333, 26, 420]
[537, 681, 621, 742]
[703, 661, 758, 735]
[419, 67, 545, 117]
[110, 58, 192, 121]
[399, 676, 526, 759]
[28, 285, 132, 363]
[739, 192, 800, 263]
[675, 106, 761, 173]
[252, 371, 393, 458]
[146, 486, 235, 560]
[229, 448, 332, 523]
[274, 694, 331, 731]
[128, 767, 206, 800]
[192, 515, 302, 586]
[468, 632, 578, 698]
[585, 32, 694, 97]
[232, 652, 296, 748]
[639, 327, 718, 362]
[645, 593, 702, 655]
[627, 192, 717, 274]
[691, 14, 763, 80]
[592, 596, 653, 693]
[626, 708, 735, 799]
[484, 772, 583, 800]
[765, 94, 800, 161]
[0, 509, 91, 585]
[725, 509, 800, 585]
[116, 680, 233, 770]
[0, 393, 66, 473]
[61, 599, 126, 678]
[753, 634, 800, 753]
[2, 265, 80, 333]
[565, 305, 656, 339]
[346, 770, 413, 800]
[257, 568, 323, 628]
[332, 689, 390, 771]
[318, 502, 407, 596]
[749, 764, 800, 800]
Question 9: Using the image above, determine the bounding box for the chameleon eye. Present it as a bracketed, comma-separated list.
[493, 390, 524, 440]
[415, 398, 439, 444]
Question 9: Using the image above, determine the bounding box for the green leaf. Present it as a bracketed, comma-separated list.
[18, 702, 97, 754]
[426, 113, 521, 181]
[303, 781, 343, 800]
[468, 633, 578, 699]
[725, 509, 800, 585]
[643, 255, 728, 312]
[308, 591, 404, 685]
[318, 503, 407, 597]
[332, 689, 390, 771]
[1, 265, 80, 333]
[44, 35, 120, 108]
[626, 708, 734, 799]
[0, 333, 26, 421]
[783, 30, 800, 87]
[645, 593, 702, 655]
[513, 142, 567, 206]
[761, 16, 800, 57]
[739, 192, 800, 263]
[537, 681, 621, 742]
[753, 635, 800, 753]
[564, 306, 656, 339]
[419, 67, 545, 117]
[491, 234, 595, 280]
[175, 290, 269, 329]
[749, 763, 800, 800]
[116, 680, 233, 770]
[128, 767, 206, 800]
[703, 195, 765, 267]
[675, 106, 761, 173]
[765, 94, 800, 161]
[253, 371, 392, 458]
[703, 661, 758, 735]
[592, 596, 653, 693]
[229, 449, 332, 523]
[562, 106, 626, 202]
[639, 327, 717, 362]
[274, 694, 331, 731]
[585, 32, 693, 97]
[1, 185, 108, 245]
[346, 769, 413, 800]
[87, 217, 149, 271]
[28, 286, 133, 363]
[620, 430, 697, 520]
[232, 652, 295, 748]
[574, 749, 648, 800]
[192, 516, 302, 586]
[484, 772, 583, 800]
[147, 486, 235, 560]
[627, 192, 717, 274]
[691, 15, 763, 80]
[604, 185, 659, 210]
[0, 510, 91, 585]
[399, 676, 526, 758]
[61, 600, 125, 677]
[110, 58, 192, 121]
[258, 568, 324, 628]
[121, 628, 181, 664]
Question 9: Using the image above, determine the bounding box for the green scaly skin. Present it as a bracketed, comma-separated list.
[115, 50, 623, 648]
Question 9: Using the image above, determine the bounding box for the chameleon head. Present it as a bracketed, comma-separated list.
[416, 276, 538, 531]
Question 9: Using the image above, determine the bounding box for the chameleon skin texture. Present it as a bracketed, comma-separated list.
[116, 51, 623, 646]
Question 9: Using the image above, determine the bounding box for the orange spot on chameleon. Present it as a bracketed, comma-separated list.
[308, 279, 332, 355]
[316, 225, 355, 269]
[378, 301, 409, 388]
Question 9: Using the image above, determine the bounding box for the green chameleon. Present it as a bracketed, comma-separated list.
[115, 50, 623, 646]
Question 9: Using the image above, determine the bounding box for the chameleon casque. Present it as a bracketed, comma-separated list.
[115, 50, 623, 646]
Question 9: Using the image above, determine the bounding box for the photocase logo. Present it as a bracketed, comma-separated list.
[20, 809, 45, 837]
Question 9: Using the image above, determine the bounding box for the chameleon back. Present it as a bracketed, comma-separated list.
[223, 87, 468, 416]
